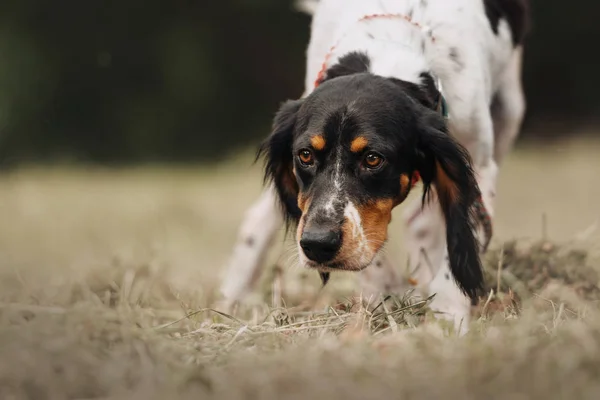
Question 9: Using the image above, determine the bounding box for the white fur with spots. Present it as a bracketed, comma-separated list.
[219, 185, 283, 309]
[221, 0, 526, 334]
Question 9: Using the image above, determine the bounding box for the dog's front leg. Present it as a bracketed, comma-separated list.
[426, 254, 472, 336]
[492, 46, 526, 167]
[219, 185, 283, 310]
[421, 160, 498, 336]
[357, 251, 420, 303]
[403, 195, 473, 335]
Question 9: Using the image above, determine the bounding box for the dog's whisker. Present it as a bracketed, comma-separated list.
[283, 253, 301, 268]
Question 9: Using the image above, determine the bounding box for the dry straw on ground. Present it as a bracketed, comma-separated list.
[1, 240, 600, 400]
[1, 140, 600, 399]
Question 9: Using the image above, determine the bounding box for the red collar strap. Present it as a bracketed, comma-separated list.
[410, 171, 421, 188]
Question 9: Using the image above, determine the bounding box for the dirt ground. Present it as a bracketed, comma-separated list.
[1, 137, 600, 399]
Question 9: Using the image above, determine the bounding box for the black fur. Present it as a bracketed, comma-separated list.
[319, 272, 330, 286]
[415, 112, 484, 299]
[257, 100, 303, 226]
[418, 72, 443, 111]
[258, 54, 484, 300]
[316, 51, 371, 86]
[483, 0, 531, 46]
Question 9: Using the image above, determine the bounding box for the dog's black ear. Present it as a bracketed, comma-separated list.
[415, 113, 484, 300]
[257, 99, 304, 224]
[387, 74, 440, 112]
[316, 51, 371, 86]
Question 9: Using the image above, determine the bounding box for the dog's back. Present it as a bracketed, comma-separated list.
[299, 0, 529, 104]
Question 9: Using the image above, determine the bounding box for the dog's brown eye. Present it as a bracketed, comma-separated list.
[364, 152, 384, 169]
[298, 149, 314, 166]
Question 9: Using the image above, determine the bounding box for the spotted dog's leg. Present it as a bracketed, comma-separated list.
[426, 252, 472, 336]
[402, 192, 473, 335]
[475, 161, 498, 248]
[403, 194, 471, 333]
[428, 48, 526, 327]
[220, 185, 284, 310]
[492, 46, 526, 167]
[475, 48, 525, 246]
[469, 47, 526, 248]
[403, 190, 447, 284]
[417, 159, 497, 336]
[358, 251, 418, 303]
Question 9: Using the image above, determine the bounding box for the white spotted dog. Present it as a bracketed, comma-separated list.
[220, 0, 529, 333]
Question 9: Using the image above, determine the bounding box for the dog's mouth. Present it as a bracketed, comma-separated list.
[302, 258, 371, 272]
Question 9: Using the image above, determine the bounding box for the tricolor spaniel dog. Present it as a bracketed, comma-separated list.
[221, 0, 529, 334]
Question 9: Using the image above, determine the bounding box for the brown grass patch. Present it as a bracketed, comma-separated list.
[1, 140, 600, 398]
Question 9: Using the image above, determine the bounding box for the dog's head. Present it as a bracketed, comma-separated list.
[258, 52, 483, 299]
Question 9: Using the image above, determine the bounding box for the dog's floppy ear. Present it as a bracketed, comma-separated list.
[316, 51, 371, 86]
[414, 113, 484, 300]
[257, 99, 304, 224]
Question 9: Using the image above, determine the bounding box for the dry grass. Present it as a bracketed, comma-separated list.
[1, 137, 600, 399]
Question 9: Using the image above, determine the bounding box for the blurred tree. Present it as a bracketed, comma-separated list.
[0, 0, 597, 166]
[522, 3, 600, 133]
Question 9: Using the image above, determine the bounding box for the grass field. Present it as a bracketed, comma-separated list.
[1, 137, 600, 399]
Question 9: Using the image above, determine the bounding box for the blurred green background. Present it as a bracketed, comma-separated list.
[0, 0, 598, 167]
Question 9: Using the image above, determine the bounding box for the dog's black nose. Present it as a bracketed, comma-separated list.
[300, 228, 341, 263]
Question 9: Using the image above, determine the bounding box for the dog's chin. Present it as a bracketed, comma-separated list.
[303, 259, 371, 272]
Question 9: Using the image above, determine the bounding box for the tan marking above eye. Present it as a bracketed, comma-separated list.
[350, 136, 368, 153]
[310, 135, 326, 151]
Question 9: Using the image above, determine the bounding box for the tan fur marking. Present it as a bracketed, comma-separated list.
[324, 199, 393, 270]
[296, 194, 313, 243]
[350, 136, 368, 153]
[297, 193, 311, 213]
[338, 220, 356, 264]
[356, 199, 394, 254]
[279, 164, 298, 200]
[435, 161, 460, 206]
[397, 173, 411, 204]
[310, 135, 326, 151]
[296, 194, 313, 252]
[296, 215, 305, 242]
